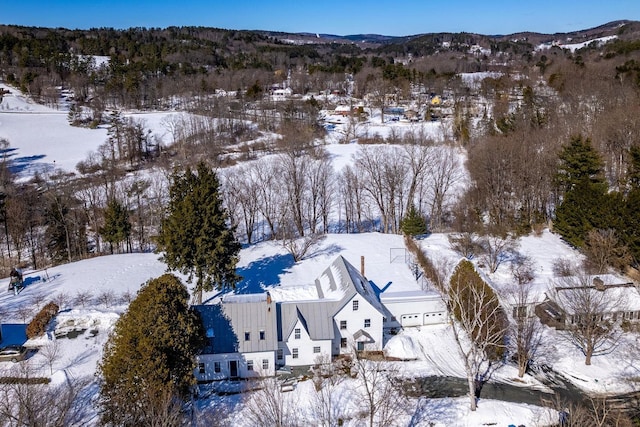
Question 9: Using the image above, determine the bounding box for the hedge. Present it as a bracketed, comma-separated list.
[26, 302, 59, 339]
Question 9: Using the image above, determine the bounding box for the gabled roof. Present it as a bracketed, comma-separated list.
[278, 301, 335, 342]
[315, 255, 387, 317]
[353, 329, 374, 343]
[195, 293, 278, 355]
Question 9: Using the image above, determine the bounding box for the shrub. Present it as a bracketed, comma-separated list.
[26, 302, 59, 339]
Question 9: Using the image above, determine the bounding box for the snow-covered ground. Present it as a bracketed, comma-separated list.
[1, 230, 636, 425]
[0, 83, 180, 178]
[536, 35, 618, 52]
[1, 83, 638, 425]
[0, 233, 561, 426]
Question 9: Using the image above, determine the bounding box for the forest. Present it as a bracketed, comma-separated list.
[1, 21, 640, 278]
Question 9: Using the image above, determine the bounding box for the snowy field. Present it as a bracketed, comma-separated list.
[1, 230, 636, 425]
[0, 233, 562, 426]
[0, 81, 638, 425]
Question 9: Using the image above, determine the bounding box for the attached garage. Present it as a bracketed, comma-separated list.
[381, 290, 448, 329]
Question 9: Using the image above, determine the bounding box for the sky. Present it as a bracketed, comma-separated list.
[2, 0, 639, 37]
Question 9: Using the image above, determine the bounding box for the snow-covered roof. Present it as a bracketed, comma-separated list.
[315, 255, 387, 317]
[552, 279, 640, 315]
[380, 290, 441, 303]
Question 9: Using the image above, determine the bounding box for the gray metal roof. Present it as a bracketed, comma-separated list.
[195, 293, 278, 354]
[278, 300, 336, 341]
[315, 255, 387, 317]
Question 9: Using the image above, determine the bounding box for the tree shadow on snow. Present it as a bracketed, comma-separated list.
[234, 254, 296, 294]
[8, 154, 47, 175]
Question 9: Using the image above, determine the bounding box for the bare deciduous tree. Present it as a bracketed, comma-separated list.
[553, 271, 627, 365]
[0, 363, 92, 426]
[40, 339, 62, 375]
[583, 228, 632, 274]
[502, 255, 543, 377]
[447, 259, 508, 411]
[97, 289, 116, 308]
[425, 144, 463, 231]
[351, 350, 407, 427]
[480, 233, 518, 274]
[244, 376, 300, 427]
[311, 354, 347, 427]
[73, 290, 93, 308]
[448, 232, 482, 259]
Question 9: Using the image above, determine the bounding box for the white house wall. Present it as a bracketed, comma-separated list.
[382, 297, 447, 328]
[333, 296, 384, 354]
[281, 318, 332, 366]
[195, 351, 275, 381]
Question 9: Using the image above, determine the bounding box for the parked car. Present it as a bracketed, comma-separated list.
[0, 345, 28, 362]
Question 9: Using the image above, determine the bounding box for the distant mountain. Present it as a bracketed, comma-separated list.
[259, 20, 638, 48]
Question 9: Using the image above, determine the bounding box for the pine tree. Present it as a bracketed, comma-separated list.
[98, 274, 206, 426]
[554, 135, 610, 247]
[100, 198, 131, 253]
[555, 135, 606, 192]
[400, 204, 427, 236]
[156, 162, 241, 303]
[623, 145, 640, 263]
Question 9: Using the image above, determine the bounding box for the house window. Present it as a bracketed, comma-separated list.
[260, 330, 265, 340]
[340, 320, 347, 330]
[357, 342, 365, 351]
[340, 338, 347, 348]
[292, 348, 299, 359]
[364, 318, 371, 328]
[313, 346, 321, 353]
[277, 349, 283, 360]
[513, 306, 527, 318]
[247, 360, 254, 371]
[244, 331, 250, 341]
[353, 300, 359, 311]
[214, 362, 221, 373]
[263, 359, 269, 370]
[198, 362, 205, 374]
[294, 328, 301, 339]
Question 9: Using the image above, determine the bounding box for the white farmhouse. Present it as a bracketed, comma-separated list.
[195, 255, 444, 380]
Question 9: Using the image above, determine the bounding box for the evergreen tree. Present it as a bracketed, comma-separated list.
[628, 144, 640, 189]
[156, 162, 241, 303]
[624, 188, 640, 264]
[448, 259, 507, 411]
[623, 145, 640, 263]
[400, 204, 428, 236]
[100, 198, 131, 254]
[555, 135, 606, 192]
[554, 136, 610, 247]
[98, 274, 206, 426]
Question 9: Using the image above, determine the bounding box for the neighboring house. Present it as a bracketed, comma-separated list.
[195, 255, 438, 380]
[535, 275, 640, 329]
[333, 105, 352, 116]
[270, 87, 293, 101]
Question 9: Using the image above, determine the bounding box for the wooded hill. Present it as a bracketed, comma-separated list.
[1, 20, 640, 279]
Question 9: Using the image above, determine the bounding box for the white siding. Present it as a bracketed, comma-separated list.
[281, 319, 332, 366]
[195, 351, 275, 381]
[382, 295, 447, 328]
[333, 296, 384, 354]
